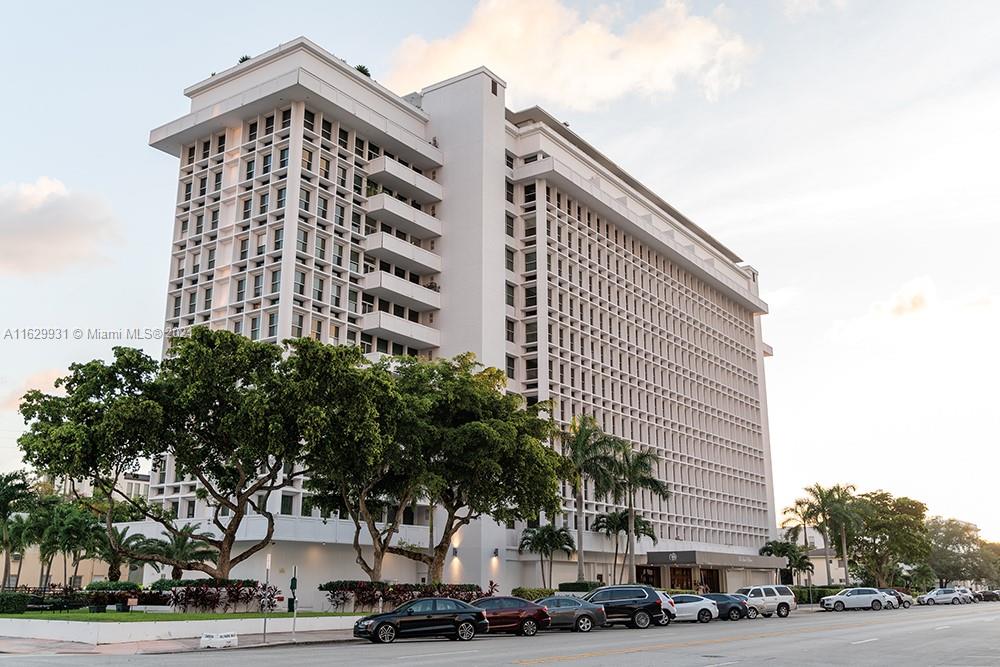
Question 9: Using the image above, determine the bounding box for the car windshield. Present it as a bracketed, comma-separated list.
[836, 589, 850, 596]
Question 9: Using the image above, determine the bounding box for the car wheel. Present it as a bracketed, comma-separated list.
[575, 615, 594, 633]
[456, 621, 476, 641]
[927, 599, 936, 605]
[776, 603, 790, 618]
[871, 600, 882, 611]
[374, 623, 397, 644]
[632, 610, 652, 629]
[697, 608, 712, 623]
[656, 613, 671, 627]
[519, 619, 539, 637]
[727, 607, 742, 621]
[902, 601, 911, 609]
[833, 601, 845, 612]
[747, 607, 759, 619]
[952, 598, 960, 605]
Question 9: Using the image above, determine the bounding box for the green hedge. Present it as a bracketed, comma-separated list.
[512, 587, 555, 600]
[557, 581, 601, 592]
[149, 578, 258, 591]
[0, 592, 29, 614]
[85, 580, 141, 591]
[789, 586, 845, 604]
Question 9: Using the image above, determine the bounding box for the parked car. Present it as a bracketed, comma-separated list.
[955, 587, 978, 603]
[733, 585, 797, 618]
[730, 593, 763, 619]
[878, 588, 913, 609]
[977, 590, 1000, 602]
[353, 597, 489, 643]
[534, 596, 607, 632]
[671, 594, 719, 623]
[703, 593, 749, 620]
[820, 588, 892, 611]
[471, 596, 550, 636]
[582, 585, 665, 629]
[917, 588, 962, 605]
[654, 591, 678, 626]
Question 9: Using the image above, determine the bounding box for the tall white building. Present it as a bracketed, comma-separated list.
[142, 37, 781, 605]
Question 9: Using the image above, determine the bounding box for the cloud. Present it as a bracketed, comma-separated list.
[0, 177, 120, 275]
[782, 0, 847, 18]
[0, 368, 64, 412]
[385, 0, 752, 111]
[761, 286, 803, 311]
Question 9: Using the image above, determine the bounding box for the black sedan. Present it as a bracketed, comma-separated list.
[703, 593, 749, 620]
[978, 590, 1000, 601]
[353, 597, 489, 643]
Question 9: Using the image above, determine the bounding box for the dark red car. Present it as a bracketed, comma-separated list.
[471, 596, 552, 636]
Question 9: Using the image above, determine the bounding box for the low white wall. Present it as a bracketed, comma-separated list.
[0, 614, 362, 645]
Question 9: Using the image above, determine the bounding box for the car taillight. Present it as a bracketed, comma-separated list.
[541, 606, 548, 613]
[655, 598, 662, 606]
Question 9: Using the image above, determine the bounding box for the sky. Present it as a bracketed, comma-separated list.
[1, 1, 998, 538]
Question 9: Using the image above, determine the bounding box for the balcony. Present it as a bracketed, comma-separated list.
[365, 194, 442, 239]
[360, 311, 440, 350]
[366, 156, 443, 204]
[362, 232, 441, 275]
[362, 271, 441, 312]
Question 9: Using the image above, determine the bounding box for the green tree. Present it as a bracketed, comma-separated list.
[89, 525, 149, 583]
[607, 443, 670, 584]
[801, 484, 837, 585]
[5, 514, 30, 588]
[355, 64, 371, 77]
[518, 524, 576, 588]
[143, 524, 219, 580]
[760, 540, 811, 585]
[618, 513, 657, 586]
[827, 484, 860, 586]
[925, 517, 984, 587]
[851, 491, 929, 587]
[592, 510, 627, 584]
[24, 495, 63, 587]
[558, 415, 616, 583]
[788, 550, 815, 582]
[53, 502, 98, 586]
[0, 471, 32, 589]
[289, 339, 417, 582]
[380, 354, 563, 583]
[19, 328, 310, 579]
[781, 499, 814, 586]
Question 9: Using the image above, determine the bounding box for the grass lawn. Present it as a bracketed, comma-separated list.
[0, 611, 358, 622]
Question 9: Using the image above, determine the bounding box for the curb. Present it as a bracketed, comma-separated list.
[142, 635, 361, 655]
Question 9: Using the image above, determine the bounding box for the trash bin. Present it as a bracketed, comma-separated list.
[288, 596, 296, 613]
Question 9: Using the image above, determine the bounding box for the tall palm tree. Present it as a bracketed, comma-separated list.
[802, 484, 837, 586]
[788, 551, 815, 582]
[26, 495, 62, 588]
[781, 499, 813, 586]
[6, 514, 30, 589]
[0, 471, 32, 590]
[52, 502, 96, 587]
[592, 510, 627, 584]
[608, 443, 670, 584]
[518, 524, 576, 588]
[144, 524, 218, 580]
[559, 415, 617, 582]
[618, 514, 657, 586]
[827, 484, 859, 586]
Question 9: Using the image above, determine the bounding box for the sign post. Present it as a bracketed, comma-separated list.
[263, 553, 271, 644]
[291, 565, 298, 643]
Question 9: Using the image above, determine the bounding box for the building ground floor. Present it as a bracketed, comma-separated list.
[2, 547, 135, 590]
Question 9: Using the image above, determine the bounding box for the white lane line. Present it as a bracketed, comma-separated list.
[704, 662, 740, 667]
[396, 649, 480, 659]
[850, 638, 879, 645]
[934, 625, 950, 630]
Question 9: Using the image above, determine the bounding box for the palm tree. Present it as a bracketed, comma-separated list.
[781, 498, 814, 586]
[52, 502, 96, 587]
[618, 514, 657, 586]
[518, 524, 576, 588]
[608, 443, 670, 584]
[25, 495, 62, 588]
[802, 484, 837, 585]
[0, 471, 32, 589]
[760, 539, 808, 584]
[6, 514, 30, 589]
[355, 64, 371, 77]
[144, 524, 218, 580]
[90, 526, 150, 582]
[592, 510, 627, 584]
[559, 415, 617, 582]
[788, 551, 815, 582]
[827, 484, 859, 586]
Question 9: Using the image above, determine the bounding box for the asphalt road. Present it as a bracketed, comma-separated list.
[3, 604, 998, 666]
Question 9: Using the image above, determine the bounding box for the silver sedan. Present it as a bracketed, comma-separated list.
[535, 596, 608, 633]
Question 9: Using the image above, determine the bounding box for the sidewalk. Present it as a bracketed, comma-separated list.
[0, 628, 359, 655]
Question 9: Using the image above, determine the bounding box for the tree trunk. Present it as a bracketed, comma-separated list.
[821, 528, 832, 585]
[612, 536, 620, 585]
[548, 554, 554, 590]
[108, 559, 122, 582]
[801, 523, 812, 588]
[2, 523, 10, 590]
[13, 556, 22, 588]
[539, 552, 546, 588]
[576, 485, 586, 582]
[619, 534, 629, 585]
[171, 565, 183, 580]
[63, 552, 69, 587]
[839, 525, 850, 585]
[627, 497, 637, 584]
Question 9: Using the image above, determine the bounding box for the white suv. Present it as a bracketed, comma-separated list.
[820, 588, 893, 611]
[733, 585, 797, 618]
[917, 588, 962, 605]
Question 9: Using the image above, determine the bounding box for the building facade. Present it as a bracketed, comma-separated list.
[137, 37, 779, 606]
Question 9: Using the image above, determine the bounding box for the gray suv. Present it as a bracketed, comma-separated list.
[733, 585, 797, 618]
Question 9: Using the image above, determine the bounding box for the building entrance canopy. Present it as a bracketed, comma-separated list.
[647, 550, 785, 570]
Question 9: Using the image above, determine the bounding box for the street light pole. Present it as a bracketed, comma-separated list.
[263, 553, 271, 644]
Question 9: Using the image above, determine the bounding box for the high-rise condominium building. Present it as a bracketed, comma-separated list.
[143, 37, 780, 603]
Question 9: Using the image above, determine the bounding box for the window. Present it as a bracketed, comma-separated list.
[250, 316, 260, 340]
[277, 188, 286, 209]
[268, 312, 278, 337]
[302, 149, 313, 172]
[186, 501, 196, 518]
[183, 182, 192, 201]
[491, 79, 498, 95]
[259, 192, 269, 214]
[187, 292, 196, 314]
[321, 119, 332, 141]
[262, 153, 272, 174]
[239, 238, 249, 260]
[505, 283, 515, 306]
[297, 228, 308, 252]
[253, 274, 263, 298]
[199, 177, 207, 196]
[525, 321, 537, 344]
[505, 180, 514, 203]
[505, 247, 515, 271]
[505, 319, 515, 342]
[172, 296, 181, 317]
[246, 160, 255, 180]
[216, 134, 225, 154]
[299, 189, 310, 212]
[207, 248, 215, 269]
[211, 209, 219, 229]
[313, 276, 324, 300]
[270, 269, 281, 293]
[524, 251, 537, 272]
[187, 145, 196, 164]
[505, 214, 514, 237]
[317, 196, 328, 219]
[232, 319, 242, 333]
[236, 279, 246, 301]
[505, 355, 515, 379]
[339, 128, 349, 149]
[242, 198, 252, 220]
[170, 502, 179, 518]
[525, 286, 537, 307]
[294, 271, 306, 295]
[281, 108, 291, 129]
[264, 115, 274, 135]
[301, 496, 313, 517]
[279, 148, 289, 169]
[248, 121, 258, 142]
[334, 204, 345, 227]
[203, 287, 213, 310]
[524, 183, 536, 203]
[195, 215, 203, 234]
[214, 171, 222, 191]
[292, 313, 304, 337]
[303, 110, 314, 131]
[273, 228, 283, 250]
[201, 140, 210, 160]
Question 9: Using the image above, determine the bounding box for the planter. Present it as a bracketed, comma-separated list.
[87, 605, 107, 614]
[115, 603, 130, 613]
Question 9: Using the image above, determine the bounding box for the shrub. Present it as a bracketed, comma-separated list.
[317, 581, 490, 610]
[789, 586, 845, 604]
[149, 578, 258, 591]
[558, 581, 601, 592]
[0, 592, 29, 614]
[511, 587, 555, 601]
[86, 580, 141, 592]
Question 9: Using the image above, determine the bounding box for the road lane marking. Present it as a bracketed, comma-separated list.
[850, 638, 879, 645]
[395, 649, 479, 659]
[934, 626, 950, 630]
[704, 662, 740, 666]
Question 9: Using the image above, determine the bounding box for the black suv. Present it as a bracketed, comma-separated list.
[582, 585, 664, 629]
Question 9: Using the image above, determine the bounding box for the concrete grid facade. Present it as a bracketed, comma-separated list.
[136, 37, 778, 604]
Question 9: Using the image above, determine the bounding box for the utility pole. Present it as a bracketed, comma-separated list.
[263, 553, 271, 644]
[291, 565, 298, 643]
